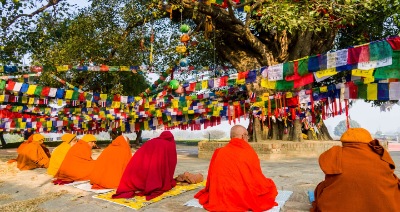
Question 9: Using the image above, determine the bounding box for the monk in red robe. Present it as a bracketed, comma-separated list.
[54, 134, 97, 183]
[112, 131, 177, 200]
[311, 128, 400, 211]
[195, 125, 278, 212]
[90, 135, 132, 189]
[16, 134, 50, 170]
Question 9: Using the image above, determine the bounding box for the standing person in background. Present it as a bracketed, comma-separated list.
[195, 125, 278, 211]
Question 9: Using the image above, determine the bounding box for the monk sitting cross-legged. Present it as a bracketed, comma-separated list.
[195, 125, 278, 212]
[47, 133, 78, 176]
[53, 134, 97, 184]
[311, 128, 400, 212]
[112, 131, 177, 200]
[7, 134, 34, 164]
[16, 134, 50, 170]
[90, 135, 132, 189]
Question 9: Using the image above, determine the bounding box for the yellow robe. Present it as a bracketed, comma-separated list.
[47, 142, 71, 176]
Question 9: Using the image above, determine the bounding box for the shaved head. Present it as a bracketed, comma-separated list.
[230, 125, 249, 141]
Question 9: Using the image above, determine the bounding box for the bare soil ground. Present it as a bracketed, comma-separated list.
[1, 144, 399, 212]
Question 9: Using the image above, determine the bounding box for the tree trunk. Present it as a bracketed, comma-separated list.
[261, 120, 269, 141]
[0, 132, 6, 148]
[293, 119, 303, 142]
[134, 130, 143, 147]
[253, 118, 262, 142]
[271, 120, 279, 140]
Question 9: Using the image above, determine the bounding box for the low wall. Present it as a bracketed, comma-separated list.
[198, 140, 388, 160]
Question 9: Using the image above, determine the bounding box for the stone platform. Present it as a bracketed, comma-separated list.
[198, 140, 388, 160]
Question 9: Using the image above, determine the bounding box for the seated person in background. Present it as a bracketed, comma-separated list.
[53, 134, 96, 183]
[90, 135, 132, 189]
[311, 128, 400, 212]
[17, 134, 50, 170]
[47, 133, 78, 176]
[112, 131, 177, 200]
[7, 134, 34, 163]
[195, 125, 278, 211]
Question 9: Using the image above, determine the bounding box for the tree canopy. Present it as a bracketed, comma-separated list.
[334, 119, 361, 137]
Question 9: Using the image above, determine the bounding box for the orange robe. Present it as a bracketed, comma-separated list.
[16, 141, 50, 170]
[54, 140, 95, 181]
[311, 140, 400, 212]
[195, 138, 278, 212]
[7, 135, 34, 164]
[90, 135, 132, 189]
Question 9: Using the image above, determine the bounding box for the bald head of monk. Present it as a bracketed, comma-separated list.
[230, 125, 249, 142]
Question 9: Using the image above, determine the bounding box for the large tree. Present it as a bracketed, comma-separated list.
[1, 0, 399, 141]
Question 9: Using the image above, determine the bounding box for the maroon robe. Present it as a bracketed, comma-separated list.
[112, 131, 177, 200]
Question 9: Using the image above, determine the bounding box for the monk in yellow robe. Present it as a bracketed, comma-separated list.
[90, 135, 132, 189]
[311, 128, 400, 211]
[53, 134, 96, 183]
[195, 125, 278, 211]
[47, 133, 78, 176]
[16, 134, 50, 170]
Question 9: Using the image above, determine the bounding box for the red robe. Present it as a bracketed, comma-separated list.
[195, 138, 278, 212]
[90, 135, 132, 189]
[54, 140, 95, 181]
[311, 140, 400, 211]
[112, 131, 177, 200]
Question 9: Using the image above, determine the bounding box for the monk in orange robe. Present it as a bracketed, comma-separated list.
[53, 134, 97, 183]
[311, 128, 400, 212]
[16, 134, 50, 170]
[195, 125, 278, 211]
[90, 135, 132, 189]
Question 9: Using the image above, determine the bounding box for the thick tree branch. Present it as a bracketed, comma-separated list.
[105, 17, 144, 63]
[3, 0, 62, 30]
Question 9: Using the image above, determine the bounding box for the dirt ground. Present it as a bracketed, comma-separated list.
[1, 144, 399, 212]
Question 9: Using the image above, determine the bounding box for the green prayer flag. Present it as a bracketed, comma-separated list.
[374, 51, 400, 79]
[369, 41, 393, 61]
[283, 62, 294, 77]
[358, 84, 367, 99]
[298, 57, 309, 76]
[276, 80, 294, 91]
[34, 86, 43, 96]
[0, 80, 6, 90]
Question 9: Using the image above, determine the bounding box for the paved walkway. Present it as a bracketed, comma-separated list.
[0, 144, 399, 212]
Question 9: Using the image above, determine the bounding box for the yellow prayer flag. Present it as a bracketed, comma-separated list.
[144, 121, 149, 130]
[0, 95, 4, 102]
[26, 85, 37, 95]
[262, 93, 269, 101]
[46, 121, 52, 128]
[56, 65, 69, 71]
[156, 109, 162, 117]
[120, 66, 130, 71]
[87, 101, 92, 107]
[261, 78, 276, 89]
[22, 96, 27, 103]
[29, 98, 35, 105]
[286, 92, 293, 98]
[363, 77, 375, 84]
[144, 101, 149, 108]
[352, 69, 374, 77]
[315, 68, 338, 78]
[20, 122, 26, 129]
[320, 86, 328, 92]
[100, 94, 107, 100]
[202, 80, 208, 89]
[65, 90, 74, 99]
[244, 5, 251, 13]
[172, 100, 178, 108]
[367, 83, 378, 100]
[236, 78, 245, 85]
[149, 104, 155, 111]
[121, 120, 125, 131]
